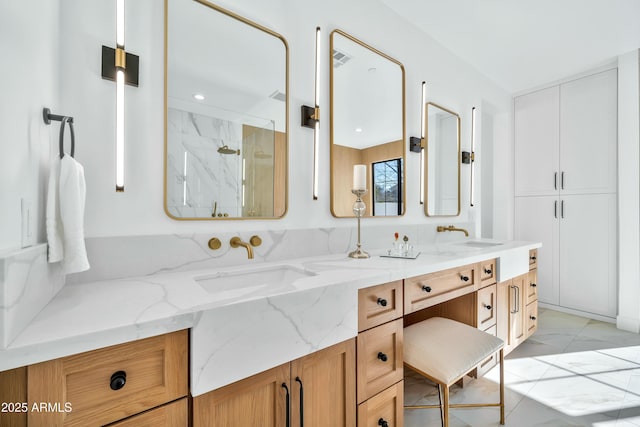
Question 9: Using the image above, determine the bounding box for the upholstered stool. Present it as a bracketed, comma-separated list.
[404, 317, 505, 426]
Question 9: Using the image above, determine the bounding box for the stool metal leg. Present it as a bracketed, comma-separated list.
[442, 384, 450, 427]
[438, 384, 444, 426]
[499, 348, 505, 425]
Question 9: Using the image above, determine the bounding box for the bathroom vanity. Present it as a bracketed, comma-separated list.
[0, 240, 539, 426]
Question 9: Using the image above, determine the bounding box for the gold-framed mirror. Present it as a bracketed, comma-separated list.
[164, 0, 288, 220]
[424, 102, 461, 216]
[330, 30, 405, 218]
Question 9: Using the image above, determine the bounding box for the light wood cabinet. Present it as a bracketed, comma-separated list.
[358, 280, 403, 331]
[404, 263, 477, 313]
[498, 270, 539, 356]
[357, 381, 404, 427]
[477, 283, 497, 331]
[193, 339, 356, 427]
[479, 259, 497, 288]
[26, 330, 188, 427]
[109, 398, 188, 427]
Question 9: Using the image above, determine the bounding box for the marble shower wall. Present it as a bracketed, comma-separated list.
[167, 108, 243, 218]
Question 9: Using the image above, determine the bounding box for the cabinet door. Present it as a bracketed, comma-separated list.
[560, 69, 617, 195]
[291, 339, 356, 427]
[109, 399, 188, 427]
[514, 86, 560, 196]
[192, 363, 289, 427]
[515, 196, 560, 305]
[559, 194, 617, 317]
[477, 283, 497, 331]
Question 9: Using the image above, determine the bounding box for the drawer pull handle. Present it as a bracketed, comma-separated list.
[422, 285, 432, 293]
[377, 297, 388, 307]
[110, 371, 127, 391]
[530, 315, 537, 320]
[484, 268, 492, 275]
[377, 352, 388, 362]
[531, 256, 537, 261]
[530, 283, 537, 287]
[378, 419, 389, 427]
[282, 383, 290, 427]
[461, 275, 470, 282]
[484, 304, 492, 310]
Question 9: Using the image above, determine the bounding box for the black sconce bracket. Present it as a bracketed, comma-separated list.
[409, 137, 422, 153]
[301, 105, 320, 129]
[461, 151, 474, 164]
[101, 45, 140, 87]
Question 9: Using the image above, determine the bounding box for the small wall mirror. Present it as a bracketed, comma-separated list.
[165, 0, 288, 219]
[330, 30, 405, 218]
[424, 102, 460, 216]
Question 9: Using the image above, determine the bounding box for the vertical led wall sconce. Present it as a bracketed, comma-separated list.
[101, 0, 139, 192]
[469, 106, 477, 206]
[301, 27, 321, 200]
[419, 82, 427, 204]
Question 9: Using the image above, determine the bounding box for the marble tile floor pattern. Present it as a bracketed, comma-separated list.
[404, 309, 640, 426]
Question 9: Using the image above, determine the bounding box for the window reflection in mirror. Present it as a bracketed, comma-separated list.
[424, 103, 460, 216]
[372, 159, 402, 216]
[330, 30, 405, 218]
[164, 0, 288, 220]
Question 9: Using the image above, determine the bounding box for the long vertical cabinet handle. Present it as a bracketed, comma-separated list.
[516, 286, 520, 313]
[281, 383, 291, 427]
[554, 172, 558, 190]
[561, 200, 565, 218]
[510, 286, 517, 314]
[561, 172, 565, 190]
[295, 377, 304, 427]
[554, 200, 558, 218]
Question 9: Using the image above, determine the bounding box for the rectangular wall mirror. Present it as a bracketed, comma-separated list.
[425, 102, 461, 216]
[330, 30, 405, 218]
[164, 0, 288, 220]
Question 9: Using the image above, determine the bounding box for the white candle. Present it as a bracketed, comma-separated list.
[353, 164, 366, 190]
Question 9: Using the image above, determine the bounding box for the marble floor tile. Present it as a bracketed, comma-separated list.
[404, 309, 640, 427]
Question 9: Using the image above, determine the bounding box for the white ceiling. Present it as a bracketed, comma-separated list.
[381, 0, 640, 93]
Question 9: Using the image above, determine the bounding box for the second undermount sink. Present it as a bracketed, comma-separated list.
[457, 240, 503, 248]
[195, 265, 317, 295]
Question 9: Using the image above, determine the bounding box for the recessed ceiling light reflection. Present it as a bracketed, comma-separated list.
[355, 128, 363, 133]
[193, 93, 205, 101]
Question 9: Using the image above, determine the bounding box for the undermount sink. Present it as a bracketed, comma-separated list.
[457, 241, 503, 248]
[195, 265, 317, 295]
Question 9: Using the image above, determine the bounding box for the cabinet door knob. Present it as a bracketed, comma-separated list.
[531, 256, 537, 261]
[377, 352, 388, 362]
[422, 285, 432, 293]
[484, 304, 492, 310]
[461, 275, 470, 282]
[530, 315, 537, 320]
[378, 419, 389, 427]
[530, 283, 537, 287]
[377, 297, 388, 307]
[484, 268, 492, 275]
[110, 371, 127, 391]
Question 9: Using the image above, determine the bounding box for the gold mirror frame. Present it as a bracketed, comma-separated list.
[329, 29, 406, 218]
[424, 102, 461, 217]
[163, 0, 289, 220]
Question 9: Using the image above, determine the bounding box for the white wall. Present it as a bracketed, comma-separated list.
[1, 0, 511, 250]
[617, 49, 640, 332]
[0, 0, 60, 252]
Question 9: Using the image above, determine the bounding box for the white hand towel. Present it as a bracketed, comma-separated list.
[46, 157, 64, 263]
[58, 155, 90, 274]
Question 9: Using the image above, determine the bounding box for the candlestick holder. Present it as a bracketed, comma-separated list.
[348, 189, 370, 259]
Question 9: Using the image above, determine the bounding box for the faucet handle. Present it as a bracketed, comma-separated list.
[249, 235, 262, 247]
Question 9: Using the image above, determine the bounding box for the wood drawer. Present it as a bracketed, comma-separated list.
[479, 259, 497, 287]
[109, 398, 188, 427]
[525, 269, 538, 305]
[357, 319, 403, 404]
[529, 249, 538, 270]
[476, 325, 498, 377]
[357, 381, 403, 427]
[404, 263, 477, 314]
[477, 283, 497, 331]
[27, 330, 188, 427]
[526, 300, 538, 337]
[358, 280, 403, 332]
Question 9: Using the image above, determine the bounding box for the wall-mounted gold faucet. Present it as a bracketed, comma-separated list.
[230, 235, 262, 259]
[436, 225, 469, 237]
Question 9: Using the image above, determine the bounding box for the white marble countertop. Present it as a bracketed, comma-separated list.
[0, 239, 540, 373]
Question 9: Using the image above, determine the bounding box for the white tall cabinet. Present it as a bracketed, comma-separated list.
[514, 68, 617, 318]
